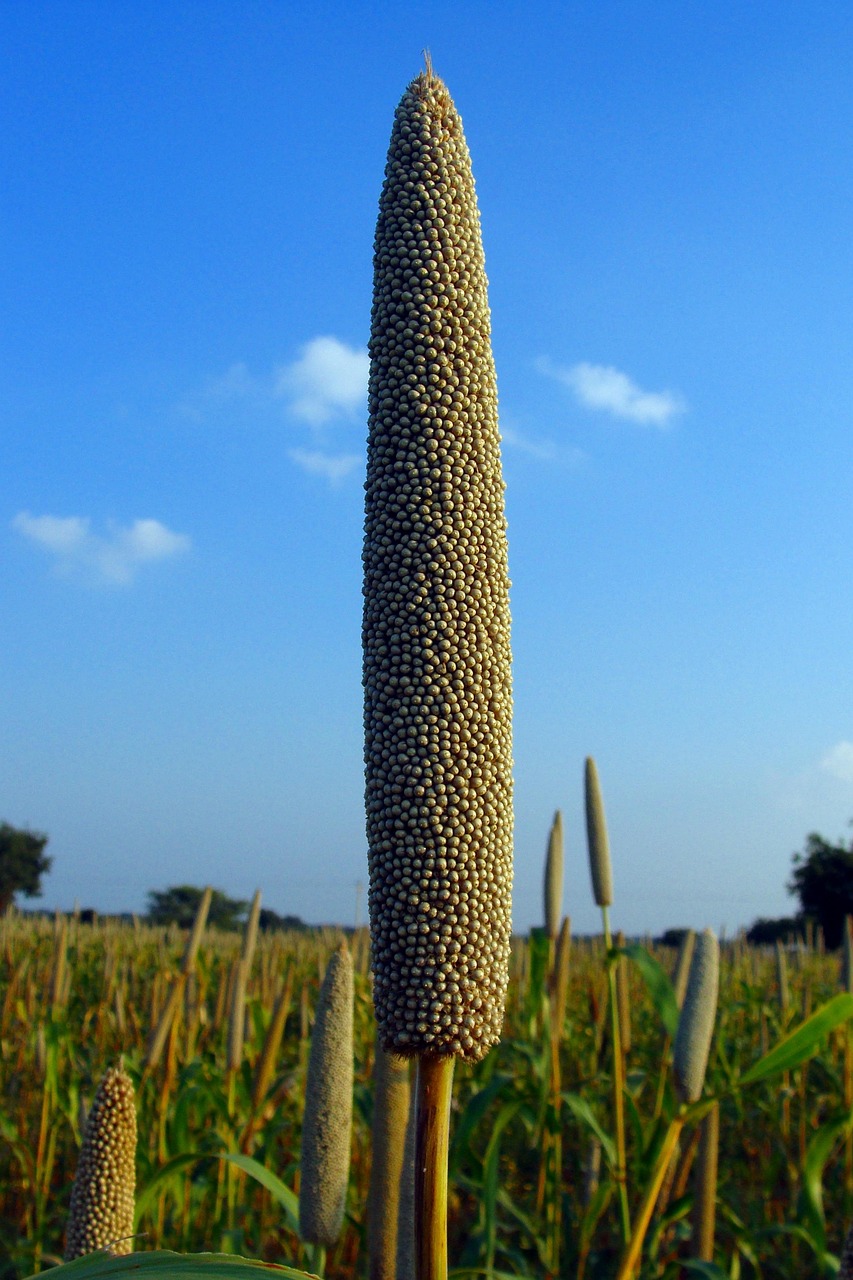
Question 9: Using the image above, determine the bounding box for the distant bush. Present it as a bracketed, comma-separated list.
[745, 916, 804, 946]
[656, 927, 692, 948]
[147, 885, 248, 931]
[258, 907, 306, 932]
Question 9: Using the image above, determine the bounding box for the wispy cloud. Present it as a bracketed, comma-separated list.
[178, 362, 265, 423]
[820, 741, 853, 785]
[772, 741, 853, 818]
[288, 449, 362, 485]
[204, 361, 260, 402]
[276, 337, 369, 426]
[499, 418, 587, 466]
[12, 512, 190, 585]
[538, 357, 686, 427]
[499, 422, 559, 462]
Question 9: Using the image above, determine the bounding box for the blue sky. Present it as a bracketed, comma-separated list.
[3, 1, 853, 937]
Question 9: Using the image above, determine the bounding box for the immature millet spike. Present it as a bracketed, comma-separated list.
[672, 928, 696, 1010]
[363, 69, 513, 1063]
[673, 928, 720, 1104]
[544, 810, 563, 940]
[64, 1061, 136, 1259]
[299, 943, 354, 1248]
[584, 757, 613, 909]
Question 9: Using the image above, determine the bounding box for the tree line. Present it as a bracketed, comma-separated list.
[3, 817, 853, 943]
[146, 884, 306, 932]
[0, 823, 304, 931]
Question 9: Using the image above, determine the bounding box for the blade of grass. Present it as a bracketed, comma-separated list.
[620, 945, 679, 1039]
[23, 1251, 314, 1280]
[739, 993, 853, 1086]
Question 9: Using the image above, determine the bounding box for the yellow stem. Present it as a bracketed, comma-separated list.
[603, 907, 630, 1242]
[615, 1115, 684, 1280]
[415, 1054, 455, 1280]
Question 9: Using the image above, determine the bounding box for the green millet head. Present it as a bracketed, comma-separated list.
[673, 928, 719, 1104]
[363, 68, 513, 1064]
[544, 810, 563, 940]
[299, 943, 354, 1249]
[672, 928, 696, 1010]
[584, 757, 613, 909]
[64, 1061, 137, 1259]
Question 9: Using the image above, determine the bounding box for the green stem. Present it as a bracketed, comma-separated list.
[226, 1071, 237, 1229]
[415, 1054, 455, 1280]
[306, 1243, 326, 1277]
[602, 906, 631, 1243]
[652, 1033, 672, 1123]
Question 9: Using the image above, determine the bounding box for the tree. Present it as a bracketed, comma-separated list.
[745, 916, 803, 946]
[788, 826, 853, 949]
[0, 822, 51, 915]
[146, 885, 248, 932]
[258, 907, 306, 932]
[656, 927, 692, 949]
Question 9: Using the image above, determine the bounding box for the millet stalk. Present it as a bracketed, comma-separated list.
[584, 757, 630, 1242]
[616, 928, 719, 1280]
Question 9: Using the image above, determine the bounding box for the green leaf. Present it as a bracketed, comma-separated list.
[219, 1154, 300, 1237]
[562, 1092, 617, 1168]
[135, 1154, 298, 1239]
[23, 1250, 314, 1280]
[450, 1073, 513, 1170]
[494, 1189, 549, 1268]
[799, 1109, 853, 1252]
[739, 993, 853, 1086]
[524, 928, 551, 1026]
[578, 1181, 612, 1250]
[682, 1263, 729, 1279]
[621, 943, 679, 1038]
[760, 1220, 836, 1270]
[681, 1097, 720, 1126]
[482, 1098, 527, 1273]
[134, 1154, 208, 1226]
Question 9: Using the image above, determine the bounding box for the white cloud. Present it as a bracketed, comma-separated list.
[820, 741, 853, 784]
[12, 512, 190, 585]
[12, 513, 90, 554]
[277, 336, 369, 425]
[538, 357, 686, 427]
[288, 449, 362, 485]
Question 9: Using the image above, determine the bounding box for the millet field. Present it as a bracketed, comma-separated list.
[2, 902, 853, 1280]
